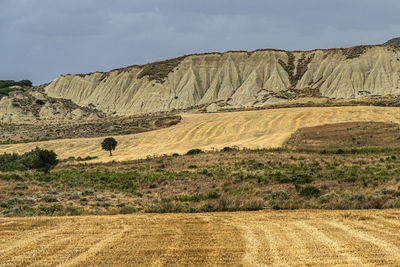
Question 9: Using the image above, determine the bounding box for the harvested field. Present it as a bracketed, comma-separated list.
[286, 121, 400, 151]
[0, 210, 400, 266]
[0, 115, 181, 144]
[1, 106, 400, 163]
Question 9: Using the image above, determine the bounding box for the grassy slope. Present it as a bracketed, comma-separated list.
[1, 139, 400, 216]
[2, 118, 400, 217]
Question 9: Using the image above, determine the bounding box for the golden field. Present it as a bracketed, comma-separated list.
[1, 106, 400, 163]
[0, 210, 399, 266]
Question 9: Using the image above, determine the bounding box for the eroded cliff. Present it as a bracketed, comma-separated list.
[13, 45, 400, 117]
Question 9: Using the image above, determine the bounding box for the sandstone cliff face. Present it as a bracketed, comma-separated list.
[40, 45, 400, 115]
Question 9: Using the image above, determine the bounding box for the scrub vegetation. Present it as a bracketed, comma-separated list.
[1, 121, 400, 217]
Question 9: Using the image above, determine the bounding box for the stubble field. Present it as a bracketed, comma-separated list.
[2, 106, 400, 266]
[1, 210, 400, 266]
[1, 106, 400, 163]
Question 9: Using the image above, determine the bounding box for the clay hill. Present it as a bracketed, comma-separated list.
[2, 44, 400, 121]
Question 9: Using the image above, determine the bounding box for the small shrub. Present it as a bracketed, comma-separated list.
[242, 198, 264, 211]
[186, 149, 203, 155]
[222, 146, 235, 152]
[120, 206, 137, 214]
[367, 195, 384, 209]
[300, 186, 321, 197]
[207, 191, 220, 199]
[0, 174, 23, 181]
[82, 189, 94, 196]
[42, 195, 59, 203]
[381, 188, 396, 195]
[6, 197, 23, 205]
[318, 192, 338, 203]
[35, 99, 45, 105]
[68, 191, 81, 200]
[269, 190, 288, 200]
[47, 189, 58, 195]
[291, 173, 314, 184]
[336, 149, 344, 154]
[64, 206, 82, 216]
[38, 205, 61, 215]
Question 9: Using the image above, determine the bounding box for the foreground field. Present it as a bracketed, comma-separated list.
[0, 210, 399, 266]
[1, 106, 400, 163]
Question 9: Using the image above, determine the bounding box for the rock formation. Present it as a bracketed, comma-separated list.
[3, 44, 400, 120]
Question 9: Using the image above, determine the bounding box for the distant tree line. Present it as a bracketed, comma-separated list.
[0, 79, 32, 99]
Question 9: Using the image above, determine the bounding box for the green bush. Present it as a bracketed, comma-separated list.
[300, 186, 321, 197]
[0, 80, 32, 99]
[269, 190, 288, 200]
[381, 188, 396, 195]
[318, 192, 338, 203]
[0, 80, 32, 88]
[222, 146, 236, 152]
[186, 149, 203, 155]
[0, 148, 58, 173]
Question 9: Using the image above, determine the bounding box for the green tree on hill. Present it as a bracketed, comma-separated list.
[101, 137, 118, 156]
[0, 79, 33, 99]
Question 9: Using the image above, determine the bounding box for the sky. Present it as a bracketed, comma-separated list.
[1, 0, 399, 85]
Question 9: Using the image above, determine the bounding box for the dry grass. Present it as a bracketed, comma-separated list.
[2, 106, 400, 163]
[0, 210, 399, 266]
[0, 115, 181, 144]
[286, 121, 400, 151]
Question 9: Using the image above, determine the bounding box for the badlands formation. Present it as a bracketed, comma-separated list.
[43, 45, 400, 115]
[1, 44, 400, 122]
[2, 44, 400, 160]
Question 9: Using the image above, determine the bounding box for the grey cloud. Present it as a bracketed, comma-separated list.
[0, 0, 399, 85]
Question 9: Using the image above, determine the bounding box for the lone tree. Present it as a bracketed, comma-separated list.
[101, 137, 118, 156]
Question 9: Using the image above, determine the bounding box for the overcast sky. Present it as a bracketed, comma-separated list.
[1, 0, 399, 85]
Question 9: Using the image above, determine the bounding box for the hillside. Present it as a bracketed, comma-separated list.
[0, 88, 105, 122]
[42, 44, 400, 115]
[385, 37, 400, 45]
[1, 106, 400, 163]
[0, 80, 32, 99]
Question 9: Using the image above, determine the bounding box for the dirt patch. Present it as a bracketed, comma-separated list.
[137, 56, 187, 83]
[343, 45, 369, 59]
[278, 52, 295, 86]
[278, 52, 315, 88]
[270, 87, 322, 100]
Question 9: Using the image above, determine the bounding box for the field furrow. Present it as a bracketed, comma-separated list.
[3, 211, 399, 266]
[2, 106, 400, 163]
